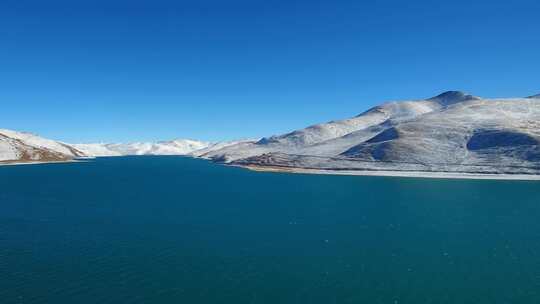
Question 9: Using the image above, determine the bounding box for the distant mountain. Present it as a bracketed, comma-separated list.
[0, 129, 226, 164]
[203, 91, 540, 175]
[190, 140, 257, 158]
[0, 129, 84, 164]
[72, 139, 211, 157]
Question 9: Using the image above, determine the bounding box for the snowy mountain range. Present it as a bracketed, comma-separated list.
[0, 130, 244, 164]
[72, 140, 212, 157]
[2, 91, 540, 176]
[200, 91, 540, 175]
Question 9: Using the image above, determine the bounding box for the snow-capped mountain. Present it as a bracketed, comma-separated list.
[0, 129, 84, 163]
[0, 126, 248, 164]
[72, 139, 211, 157]
[202, 91, 540, 175]
[0, 129, 219, 163]
[189, 139, 258, 158]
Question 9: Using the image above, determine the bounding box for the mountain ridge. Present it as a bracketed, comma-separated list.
[2, 91, 540, 178]
[202, 91, 540, 176]
[0, 129, 254, 164]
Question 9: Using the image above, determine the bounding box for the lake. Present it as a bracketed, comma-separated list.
[1, 156, 540, 303]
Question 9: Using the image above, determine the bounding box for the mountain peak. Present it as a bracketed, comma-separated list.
[428, 91, 480, 106]
[527, 93, 540, 99]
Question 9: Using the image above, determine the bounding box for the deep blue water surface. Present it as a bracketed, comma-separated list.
[1, 156, 540, 303]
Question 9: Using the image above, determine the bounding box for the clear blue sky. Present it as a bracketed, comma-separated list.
[1, 0, 539, 143]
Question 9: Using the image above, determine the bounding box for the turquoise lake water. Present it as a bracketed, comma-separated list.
[1, 156, 540, 303]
